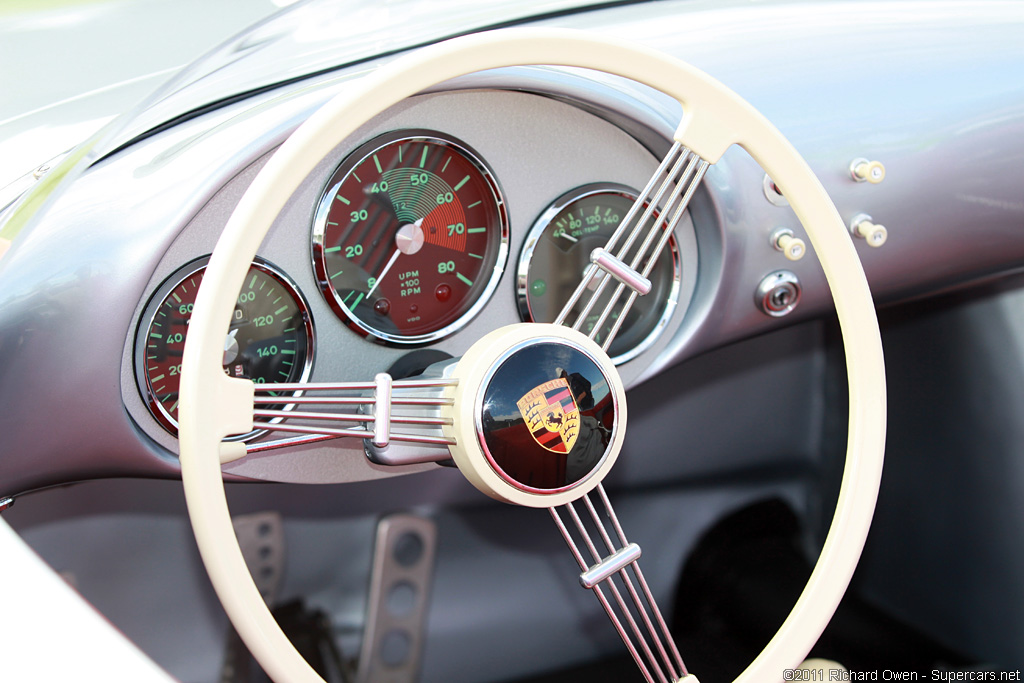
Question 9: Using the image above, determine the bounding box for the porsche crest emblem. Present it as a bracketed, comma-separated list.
[516, 378, 581, 454]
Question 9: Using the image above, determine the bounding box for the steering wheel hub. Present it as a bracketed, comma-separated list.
[445, 323, 627, 507]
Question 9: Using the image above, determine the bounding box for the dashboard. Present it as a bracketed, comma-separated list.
[117, 87, 700, 483]
[3, 2, 1023, 495]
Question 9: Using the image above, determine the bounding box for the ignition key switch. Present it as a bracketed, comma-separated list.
[756, 270, 802, 317]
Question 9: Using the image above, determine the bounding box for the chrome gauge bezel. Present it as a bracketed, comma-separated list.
[311, 129, 510, 346]
[133, 255, 316, 441]
[516, 183, 682, 365]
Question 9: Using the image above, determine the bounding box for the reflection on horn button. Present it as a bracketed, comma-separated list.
[481, 342, 614, 492]
[443, 323, 627, 508]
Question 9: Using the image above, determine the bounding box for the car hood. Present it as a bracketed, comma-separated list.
[75, 0, 624, 162]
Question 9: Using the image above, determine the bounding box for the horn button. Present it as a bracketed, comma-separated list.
[481, 342, 615, 492]
[444, 324, 626, 507]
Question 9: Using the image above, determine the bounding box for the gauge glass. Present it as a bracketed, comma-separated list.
[136, 257, 314, 438]
[312, 131, 508, 344]
[518, 184, 680, 364]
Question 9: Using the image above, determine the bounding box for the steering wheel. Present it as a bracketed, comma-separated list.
[179, 28, 885, 683]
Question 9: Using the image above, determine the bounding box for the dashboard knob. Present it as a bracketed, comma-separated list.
[771, 228, 806, 261]
[849, 158, 886, 184]
[849, 213, 888, 247]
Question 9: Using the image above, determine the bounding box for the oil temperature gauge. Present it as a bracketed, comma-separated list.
[518, 183, 680, 364]
[135, 256, 314, 438]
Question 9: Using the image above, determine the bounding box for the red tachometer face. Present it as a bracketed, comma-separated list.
[312, 131, 508, 344]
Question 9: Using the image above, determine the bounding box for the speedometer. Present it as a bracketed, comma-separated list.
[135, 256, 314, 438]
[312, 131, 508, 344]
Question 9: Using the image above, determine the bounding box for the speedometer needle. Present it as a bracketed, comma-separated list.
[223, 327, 240, 365]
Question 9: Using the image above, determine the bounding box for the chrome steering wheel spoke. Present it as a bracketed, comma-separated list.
[543, 143, 711, 681]
[555, 143, 709, 354]
[242, 376, 457, 455]
[551, 484, 692, 683]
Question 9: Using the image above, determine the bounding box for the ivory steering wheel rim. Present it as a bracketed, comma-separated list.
[179, 27, 885, 683]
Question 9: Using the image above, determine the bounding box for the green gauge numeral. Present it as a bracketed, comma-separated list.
[438, 261, 455, 274]
[410, 173, 430, 186]
[369, 181, 388, 193]
[345, 244, 363, 257]
[238, 291, 256, 303]
[168, 364, 183, 376]
[257, 345, 279, 358]
[178, 303, 193, 315]
[167, 332, 184, 344]
[350, 209, 368, 222]
[436, 192, 454, 205]
[446, 223, 464, 236]
[367, 277, 376, 289]
[253, 315, 274, 327]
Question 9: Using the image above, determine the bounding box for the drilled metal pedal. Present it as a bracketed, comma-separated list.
[221, 511, 286, 683]
[233, 511, 285, 605]
[356, 514, 437, 683]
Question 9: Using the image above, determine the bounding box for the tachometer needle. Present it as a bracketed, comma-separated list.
[367, 218, 424, 298]
[396, 217, 425, 255]
[367, 248, 399, 298]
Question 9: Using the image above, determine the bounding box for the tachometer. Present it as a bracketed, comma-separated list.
[517, 184, 680, 364]
[135, 256, 314, 438]
[312, 131, 508, 344]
